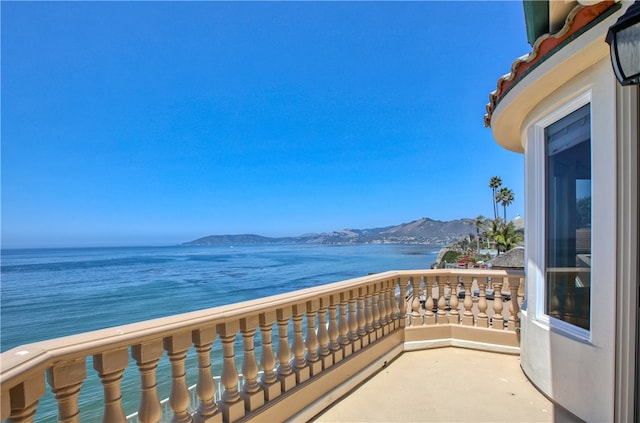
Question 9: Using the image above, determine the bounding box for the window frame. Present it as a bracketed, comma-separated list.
[533, 90, 593, 341]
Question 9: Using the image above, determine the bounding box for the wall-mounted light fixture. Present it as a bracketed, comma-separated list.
[605, 1, 640, 86]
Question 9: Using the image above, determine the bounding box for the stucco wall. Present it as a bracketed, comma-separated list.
[521, 58, 617, 422]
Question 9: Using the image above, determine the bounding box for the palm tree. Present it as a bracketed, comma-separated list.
[484, 217, 502, 253]
[473, 215, 487, 252]
[496, 187, 515, 221]
[485, 218, 523, 254]
[489, 176, 502, 219]
[494, 221, 523, 253]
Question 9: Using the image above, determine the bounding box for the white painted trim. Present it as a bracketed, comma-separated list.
[531, 121, 547, 324]
[531, 91, 594, 342]
[534, 91, 592, 129]
[548, 316, 592, 341]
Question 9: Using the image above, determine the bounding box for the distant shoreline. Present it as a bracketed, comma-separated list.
[183, 217, 474, 247]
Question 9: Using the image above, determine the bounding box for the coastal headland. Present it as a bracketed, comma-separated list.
[183, 217, 474, 246]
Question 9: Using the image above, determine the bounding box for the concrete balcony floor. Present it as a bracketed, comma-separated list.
[312, 347, 582, 423]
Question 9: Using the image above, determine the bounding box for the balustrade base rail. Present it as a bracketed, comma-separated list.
[125, 325, 521, 423]
[405, 325, 520, 355]
[251, 330, 404, 423]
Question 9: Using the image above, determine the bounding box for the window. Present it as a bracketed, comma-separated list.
[545, 103, 591, 330]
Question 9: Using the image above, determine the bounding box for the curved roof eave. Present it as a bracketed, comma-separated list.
[484, 1, 620, 152]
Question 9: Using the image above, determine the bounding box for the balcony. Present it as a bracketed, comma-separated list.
[1, 269, 555, 423]
[313, 347, 574, 422]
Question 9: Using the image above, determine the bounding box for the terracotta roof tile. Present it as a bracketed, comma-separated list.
[484, 1, 617, 128]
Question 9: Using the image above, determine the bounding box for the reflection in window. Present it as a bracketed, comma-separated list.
[545, 104, 591, 330]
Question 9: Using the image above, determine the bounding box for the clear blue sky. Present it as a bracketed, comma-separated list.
[2, 1, 531, 248]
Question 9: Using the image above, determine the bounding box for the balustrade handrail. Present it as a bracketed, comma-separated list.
[1, 270, 384, 382]
[1, 268, 524, 423]
[0, 268, 522, 384]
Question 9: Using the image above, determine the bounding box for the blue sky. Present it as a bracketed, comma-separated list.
[2, 1, 530, 248]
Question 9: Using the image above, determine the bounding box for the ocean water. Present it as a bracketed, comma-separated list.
[0, 243, 438, 420]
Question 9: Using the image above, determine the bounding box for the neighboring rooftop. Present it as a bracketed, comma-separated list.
[490, 246, 525, 269]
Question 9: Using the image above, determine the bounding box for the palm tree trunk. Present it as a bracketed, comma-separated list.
[492, 189, 497, 219]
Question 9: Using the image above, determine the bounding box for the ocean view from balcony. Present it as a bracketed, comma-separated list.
[1, 2, 540, 421]
[1, 244, 438, 421]
[1, 244, 438, 352]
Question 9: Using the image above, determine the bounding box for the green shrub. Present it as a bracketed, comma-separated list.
[442, 250, 460, 263]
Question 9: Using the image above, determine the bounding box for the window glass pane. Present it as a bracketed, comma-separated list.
[545, 103, 591, 330]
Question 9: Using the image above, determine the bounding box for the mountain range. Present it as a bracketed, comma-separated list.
[183, 217, 475, 246]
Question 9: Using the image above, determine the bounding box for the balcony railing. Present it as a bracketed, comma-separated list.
[0, 269, 523, 423]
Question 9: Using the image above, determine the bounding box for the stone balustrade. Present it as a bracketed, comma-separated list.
[0, 269, 523, 423]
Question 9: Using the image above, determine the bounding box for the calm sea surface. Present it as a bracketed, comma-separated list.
[1, 244, 438, 351]
[1, 243, 437, 421]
